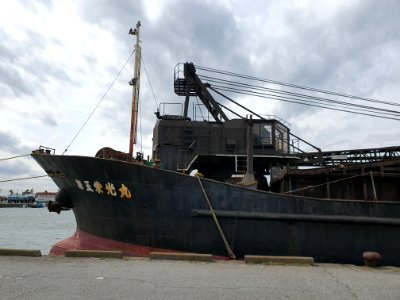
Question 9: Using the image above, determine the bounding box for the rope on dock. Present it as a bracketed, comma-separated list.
[196, 174, 236, 259]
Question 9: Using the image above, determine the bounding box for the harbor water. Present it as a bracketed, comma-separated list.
[0, 207, 75, 255]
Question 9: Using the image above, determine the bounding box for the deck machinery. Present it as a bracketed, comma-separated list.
[152, 63, 299, 187]
[152, 63, 400, 200]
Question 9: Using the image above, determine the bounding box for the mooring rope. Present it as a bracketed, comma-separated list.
[0, 173, 64, 183]
[196, 174, 236, 259]
[0, 154, 31, 161]
[0, 175, 49, 183]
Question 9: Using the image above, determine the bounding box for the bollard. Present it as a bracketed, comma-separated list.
[363, 251, 381, 267]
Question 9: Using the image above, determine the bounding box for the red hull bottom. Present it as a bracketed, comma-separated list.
[50, 229, 228, 260]
[50, 229, 183, 256]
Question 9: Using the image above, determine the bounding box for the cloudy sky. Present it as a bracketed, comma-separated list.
[1, 0, 399, 195]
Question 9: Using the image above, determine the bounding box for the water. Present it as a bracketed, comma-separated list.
[0, 207, 76, 255]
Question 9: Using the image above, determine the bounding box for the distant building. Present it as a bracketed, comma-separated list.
[35, 191, 57, 206]
[7, 189, 35, 203]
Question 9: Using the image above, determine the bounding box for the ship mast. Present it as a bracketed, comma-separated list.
[128, 21, 142, 158]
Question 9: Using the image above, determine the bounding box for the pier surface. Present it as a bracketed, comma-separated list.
[1, 256, 399, 299]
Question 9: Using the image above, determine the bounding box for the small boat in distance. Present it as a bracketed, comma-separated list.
[32, 21, 400, 265]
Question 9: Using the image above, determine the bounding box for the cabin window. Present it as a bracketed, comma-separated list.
[274, 123, 288, 153]
[253, 124, 272, 146]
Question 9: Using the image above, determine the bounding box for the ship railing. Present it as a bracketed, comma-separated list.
[288, 132, 322, 154]
[259, 114, 291, 129]
[159, 102, 184, 116]
[177, 151, 198, 171]
[193, 104, 211, 121]
[174, 63, 197, 96]
[234, 155, 247, 173]
[33, 145, 56, 155]
[177, 140, 199, 171]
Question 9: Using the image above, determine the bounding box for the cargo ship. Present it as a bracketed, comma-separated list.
[32, 22, 400, 265]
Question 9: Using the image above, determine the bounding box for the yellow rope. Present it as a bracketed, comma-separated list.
[196, 174, 236, 259]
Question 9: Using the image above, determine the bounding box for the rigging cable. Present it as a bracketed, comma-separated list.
[62, 50, 135, 155]
[141, 56, 159, 108]
[139, 76, 143, 155]
[212, 85, 400, 121]
[200, 75, 400, 118]
[195, 65, 400, 121]
[140, 56, 161, 155]
[213, 100, 243, 119]
[195, 65, 400, 108]
[209, 87, 267, 120]
[195, 96, 206, 121]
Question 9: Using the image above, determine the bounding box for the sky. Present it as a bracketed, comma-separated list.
[1, 0, 399, 195]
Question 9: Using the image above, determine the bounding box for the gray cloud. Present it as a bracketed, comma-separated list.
[0, 62, 33, 97]
[0, 27, 72, 98]
[0, 130, 47, 188]
[88, 0, 399, 129]
[2, 0, 399, 163]
[157, 2, 398, 150]
[228, 1, 400, 125]
[0, 131, 32, 154]
[41, 113, 58, 127]
[23, 0, 53, 12]
[0, 159, 32, 178]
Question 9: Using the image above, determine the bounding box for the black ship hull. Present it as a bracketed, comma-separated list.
[33, 153, 400, 265]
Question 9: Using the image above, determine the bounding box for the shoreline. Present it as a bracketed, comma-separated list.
[0, 203, 43, 208]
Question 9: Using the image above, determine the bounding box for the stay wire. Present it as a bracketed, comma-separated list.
[200, 75, 400, 117]
[209, 82, 400, 119]
[139, 81, 143, 154]
[209, 87, 265, 120]
[195, 65, 400, 108]
[195, 96, 206, 121]
[211, 83, 400, 119]
[213, 84, 400, 120]
[212, 86, 400, 121]
[198, 72, 400, 118]
[141, 56, 159, 108]
[62, 50, 135, 155]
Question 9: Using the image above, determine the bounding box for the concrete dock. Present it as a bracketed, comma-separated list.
[0, 256, 399, 299]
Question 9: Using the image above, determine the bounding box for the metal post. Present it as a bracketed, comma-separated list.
[326, 178, 330, 199]
[129, 21, 142, 158]
[370, 171, 378, 201]
[239, 116, 257, 189]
